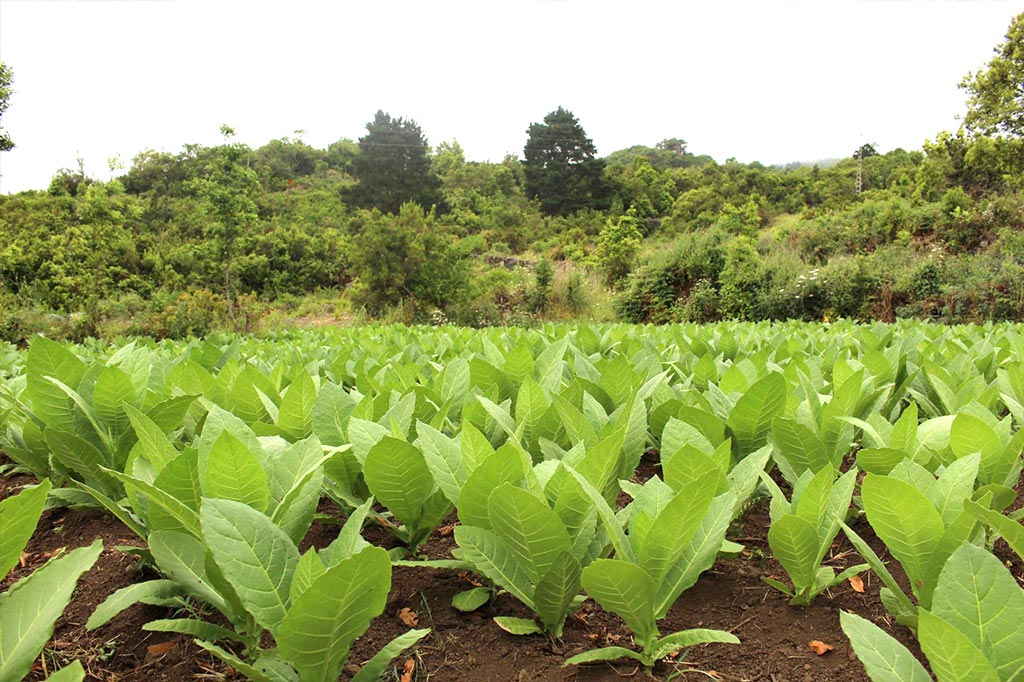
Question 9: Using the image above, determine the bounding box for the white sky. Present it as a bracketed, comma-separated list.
[0, 0, 1019, 194]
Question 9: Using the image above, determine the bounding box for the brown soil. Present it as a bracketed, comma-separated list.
[1, 466, 953, 682]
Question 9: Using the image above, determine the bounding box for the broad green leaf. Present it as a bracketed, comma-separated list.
[452, 587, 490, 612]
[143, 394, 197, 434]
[25, 336, 86, 435]
[949, 413, 1001, 467]
[638, 480, 715, 586]
[727, 372, 786, 455]
[290, 548, 327, 604]
[918, 610, 1000, 682]
[840, 611, 932, 682]
[416, 421, 466, 506]
[124, 404, 179, 473]
[544, 465, 599, 563]
[662, 445, 725, 497]
[277, 546, 392, 682]
[767, 514, 820, 591]
[458, 447, 529, 529]
[460, 422, 494, 474]
[266, 437, 329, 543]
[0, 540, 102, 682]
[516, 377, 549, 446]
[0, 480, 51, 579]
[93, 365, 136, 440]
[197, 641, 291, 682]
[311, 382, 355, 448]
[277, 371, 316, 440]
[44, 660, 85, 682]
[440, 357, 470, 406]
[861, 474, 945, 601]
[573, 428, 626, 504]
[201, 498, 299, 634]
[488, 484, 571, 585]
[964, 499, 1024, 560]
[87, 579, 183, 629]
[143, 618, 243, 644]
[581, 559, 656, 645]
[930, 542, 1024, 680]
[364, 437, 435, 529]
[110, 468, 202, 538]
[532, 550, 583, 636]
[649, 629, 739, 661]
[45, 428, 117, 496]
[206, 431, 271, 512]
[148, 530, 236, 620]
[564, 646, 646, 665]
[857, 448, 910, 476]
[195, 403, 264, 483]
[931, 454, 980, 526]
[493, 616, 543, 635]
[350, 628, 431, 682]
[453, 526, 534, 609]
[662, 417, 714, 460]
[772, 417, 829, 482]
[655, 492, 735, 618]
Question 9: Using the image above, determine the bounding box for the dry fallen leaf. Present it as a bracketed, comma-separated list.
[437, 524, 454, 536]
[399, 658, 415, 682]
[397, 607, 419, 627]
[848, 575, 865, 593]
[809, 640, 835, 655]
[18, 551, 30, 568]
[145, 641, 177, 661]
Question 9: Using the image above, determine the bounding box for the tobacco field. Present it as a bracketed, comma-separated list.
[1, 320, 1022, 682]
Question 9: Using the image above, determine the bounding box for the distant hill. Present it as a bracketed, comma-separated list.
[773, 158, 845, 171]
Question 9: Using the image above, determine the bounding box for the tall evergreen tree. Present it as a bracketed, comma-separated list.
[351, 110, 442, 214]
[523, 107, 608, 216]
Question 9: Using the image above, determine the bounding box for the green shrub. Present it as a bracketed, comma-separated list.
[616, 229, 726, 323]
[150, 288, 228, 338]
[718, 237, 763, 320]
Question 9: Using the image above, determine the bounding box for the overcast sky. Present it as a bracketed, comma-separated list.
[0, 0, 1019, 193]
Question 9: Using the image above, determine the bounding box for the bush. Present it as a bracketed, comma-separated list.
[149, 288, 228, 338]
[616, 229, 727, 323]
[680, 278, 720, 322]
[718, 237, 763, 320]
[597, 208, 643, 285]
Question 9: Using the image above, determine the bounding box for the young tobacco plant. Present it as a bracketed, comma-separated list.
[451, 436, 617, 638]
[565, 460, 739, 669]
[0, 480, 101, 682]
[1, 337, 197, 515]
[93, 403, 330, 545]
[89, 498, 428, 682]
[841, 542, 1024, 682]
[841, 454, 983, 628]
[760, 467, 867, 605]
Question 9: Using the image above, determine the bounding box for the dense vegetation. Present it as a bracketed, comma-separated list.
[1, 321, 1023, 679]
[1, 14, 1024, 341]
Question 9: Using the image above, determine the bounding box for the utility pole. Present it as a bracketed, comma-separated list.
[856, 145, 863, 195]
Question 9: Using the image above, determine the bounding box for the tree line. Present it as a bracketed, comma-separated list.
[0, 11, 1022, 339]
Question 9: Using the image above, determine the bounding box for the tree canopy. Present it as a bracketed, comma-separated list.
[0, 62, 14, 152]
[961, 12, 1024, 137]
[523, 107, 608, 216]
[350, 110, 442, 214]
